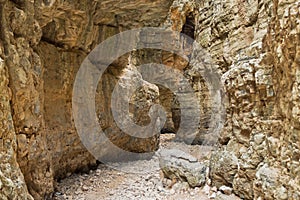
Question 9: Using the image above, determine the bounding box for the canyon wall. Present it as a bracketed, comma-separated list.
[0, 0, 172, 199]
[0, 0, 299, 199]
[196, 1, 300, 199]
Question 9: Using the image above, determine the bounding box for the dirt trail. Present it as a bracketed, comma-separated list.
[53, 134, 231, 200]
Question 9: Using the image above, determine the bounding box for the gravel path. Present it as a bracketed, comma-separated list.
[53, 134, 234, 200]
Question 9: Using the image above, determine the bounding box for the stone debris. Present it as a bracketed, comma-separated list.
[215, 192, 241, 200]
[53, 134, 224, 200]
[53, 163, 212, 200]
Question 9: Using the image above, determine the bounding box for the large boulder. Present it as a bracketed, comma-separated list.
[158, 149, 207, 187]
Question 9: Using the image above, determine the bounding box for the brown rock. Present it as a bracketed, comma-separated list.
[0, 0, 299, 199]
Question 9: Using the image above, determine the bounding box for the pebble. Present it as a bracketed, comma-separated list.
[209, 192, 216, 199]
[211, 186, 218, 192]
[219, 185, 233, 195]
[74, 190, 80, 195]
[169, 189, 175, 194]
[203, 184, 211, 194]
[82, 186, 88, 191]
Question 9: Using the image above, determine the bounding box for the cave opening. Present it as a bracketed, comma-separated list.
[181, 13, 195, 40]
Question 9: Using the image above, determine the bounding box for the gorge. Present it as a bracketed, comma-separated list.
[0, 0, 299, 199]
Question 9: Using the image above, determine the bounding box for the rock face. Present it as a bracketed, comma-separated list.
[0, 0, 299, 199]
[0, 29, 33, 200]
[195, 0, 300, 199]
[0, 0, 173, 199]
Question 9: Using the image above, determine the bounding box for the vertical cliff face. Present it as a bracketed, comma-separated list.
[0, 0, 173, 199]
[193, 0, 300, 199]
[0, 3, 34, 196]
[0, 0, 45, 199]
[0, 0, 299, 199]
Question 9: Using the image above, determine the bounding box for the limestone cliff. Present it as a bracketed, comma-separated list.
[0, 0, 299, 199]
[0, 0, 172, 199]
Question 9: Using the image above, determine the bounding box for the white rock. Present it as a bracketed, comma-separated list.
[209, 192, 216, 199]
[211, 186, 217, 192]
[203, 184, 211, 194]
[219, 185, 233, 195]
[82, 186, 88, 191]
[170, 189, 176, 194]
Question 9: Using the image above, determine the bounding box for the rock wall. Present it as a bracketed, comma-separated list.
[0, 0, 172, 199]
[161, 0, 300, 199]
[0, 2, 33, 197]
[0, 0, 299, 199]
[194, 0, 300, 199]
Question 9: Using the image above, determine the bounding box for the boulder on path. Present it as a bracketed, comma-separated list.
[158, 149, 207, 187]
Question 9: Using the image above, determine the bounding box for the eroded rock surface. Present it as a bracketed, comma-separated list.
[0, 0, 173, 199]
[195, 0, 300, 199]
[0, 0, 299, 199]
